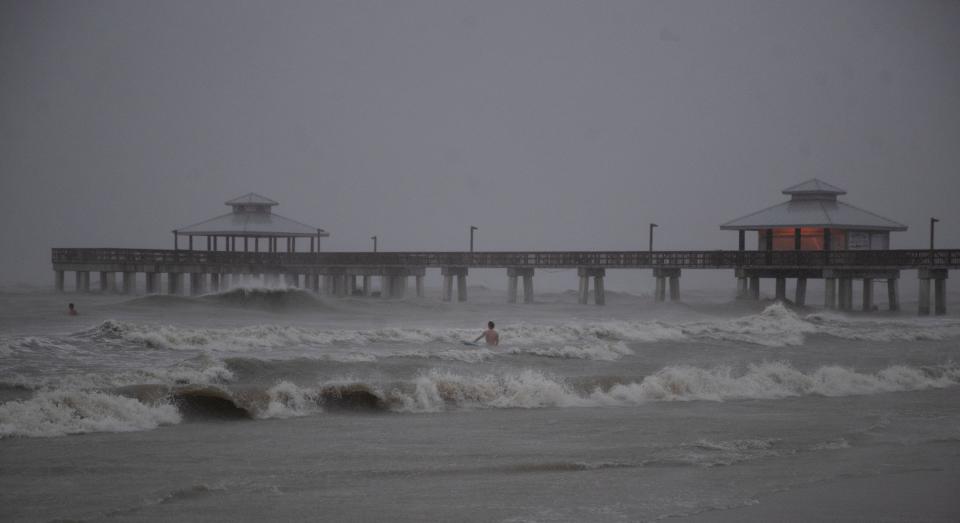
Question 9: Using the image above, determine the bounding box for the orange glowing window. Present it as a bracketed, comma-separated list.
[760, 228, 846, 251]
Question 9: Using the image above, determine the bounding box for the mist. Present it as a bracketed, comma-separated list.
[2, 0, 958, 291]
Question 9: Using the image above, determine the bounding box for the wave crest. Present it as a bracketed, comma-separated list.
[0, 390, 180, 438]
[201, 287, 327, 310]
[599, 361, 960, 403]
[386, 362, 960, 412]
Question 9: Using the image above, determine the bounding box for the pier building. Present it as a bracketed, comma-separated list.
[174, 193, 329, 253]
[720, 179, 906, 252]
[165, 193, 330, 295]
[719, 179, 936, 312]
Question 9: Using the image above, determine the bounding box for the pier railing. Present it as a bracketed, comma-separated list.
[52, 248, 960, 270]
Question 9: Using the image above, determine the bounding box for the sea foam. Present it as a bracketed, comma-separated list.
[258, 381, 321, 419]
[0, 390, 181, 438]
[383, 362, 960, 412]
[3, 361, 956, 438]
[72, 304, 960, 359]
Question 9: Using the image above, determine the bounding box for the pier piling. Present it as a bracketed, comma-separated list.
[76, 271, 90, 293]
[507, 268, 534, 304]
[578, 268, 606, 305]
[146, 273, 159, 294]
[862, 278, 873, 311]
[824, 278, 836, 309]
[166, 273, 181, 296]
[775, 277, 786, 301]
[749, 276, 760, 300]
[190, 273, 205, 296]
[122, 272, 136, 294]
[887, 278, 899, 311]
[918, 269, 948, 315]
[441, 267, 468, 302]
[795, 278, 807, 306]
[735, 277, 748, 299]
[653, 268, 680, 302]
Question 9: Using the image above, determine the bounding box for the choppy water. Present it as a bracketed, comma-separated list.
[2, 285, 959, 521]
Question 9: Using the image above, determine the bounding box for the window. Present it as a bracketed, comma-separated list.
[759, 228, 847, 251]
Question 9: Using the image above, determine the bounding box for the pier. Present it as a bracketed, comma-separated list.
[52, 247, 958, 314]
[50, 182, 958, 314]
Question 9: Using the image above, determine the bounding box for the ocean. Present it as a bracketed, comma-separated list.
[2, 284, 959, 521]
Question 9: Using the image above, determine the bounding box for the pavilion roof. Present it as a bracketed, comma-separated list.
[720, 180, 906, 231]
[175, 194, 328, 237]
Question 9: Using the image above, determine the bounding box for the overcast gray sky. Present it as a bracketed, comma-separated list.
[1, 0, 958, 290]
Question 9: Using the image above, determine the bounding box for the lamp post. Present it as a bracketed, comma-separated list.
[470, 226, 478, 253]
[649, 223, 658, 253]
[930, 218, 939, 251]
[371, 235, 378, 253]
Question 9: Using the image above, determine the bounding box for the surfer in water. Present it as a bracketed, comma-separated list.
[472, 321, 499, 346]
[67, 303, 78, 316]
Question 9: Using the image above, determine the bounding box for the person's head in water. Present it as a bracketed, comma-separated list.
[488, 321, 495, 329]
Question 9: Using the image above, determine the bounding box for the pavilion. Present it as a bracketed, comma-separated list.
[720, 179, 907, 251]
[720, 179, 910, 311]
[173, 193, 329, 253]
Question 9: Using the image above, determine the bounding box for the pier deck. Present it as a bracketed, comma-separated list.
[51, 247, 960, 270]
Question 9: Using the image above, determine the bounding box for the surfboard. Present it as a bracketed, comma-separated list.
[461, 341, 478, 347]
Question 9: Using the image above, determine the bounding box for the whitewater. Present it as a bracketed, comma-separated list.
[2, 285, 959, 521]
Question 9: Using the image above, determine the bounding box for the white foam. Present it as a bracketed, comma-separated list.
[384, 362, 960, 412]
[391, 369, 590, 412]
[505, 341, 634, 361]
[497, 321, 686, 346]
[596, 361, 960, 403]
[256, 381, 321, 419]
[804, 312, 960, 342]
[0, 360, 236, 392]
[67, 303, 960, 359]
[432, 347, 497, 363]
[60, 305, 960, 364]
[0, 390, 181, 438]
[80, 319, 650, 361]
[417, 342, 633, 363]
[679, 302, 817, 347]
[0, 335, 79, 357]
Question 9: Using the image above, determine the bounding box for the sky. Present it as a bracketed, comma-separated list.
[1, 0, 958, 291]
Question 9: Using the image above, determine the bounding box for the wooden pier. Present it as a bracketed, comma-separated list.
[53, 248, 958, 314]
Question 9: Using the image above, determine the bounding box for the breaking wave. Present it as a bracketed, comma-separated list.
[0, 357, 236, 392]
[0, 390, 181, 438]
[3, 361, 957, 438]
[65, 304, 960, 359]
[679, 302, 817, 346]
[199, 287, 329, 310]
[388, 362, 960, 412]
[593, 362, 960, 403]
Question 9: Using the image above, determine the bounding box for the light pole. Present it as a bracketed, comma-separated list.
[930, 218, 939, 250]
[649, 223, 658, 253]
[371, 236, 377, 253]
[470, 226, 478, 253]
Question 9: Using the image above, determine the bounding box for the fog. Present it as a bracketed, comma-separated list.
[2, 0, 958, 291]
